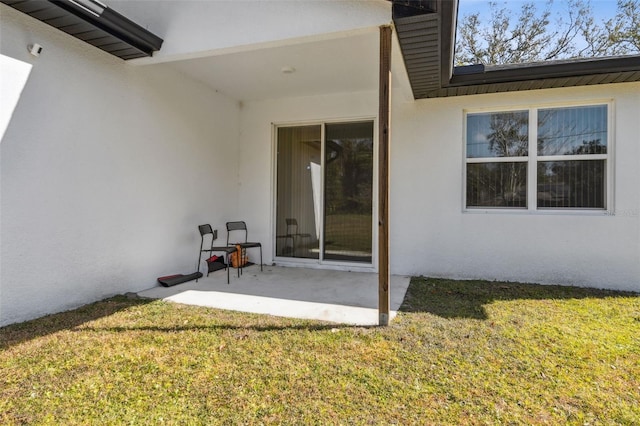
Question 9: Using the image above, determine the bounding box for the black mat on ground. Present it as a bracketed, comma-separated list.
[207, 258, 226, 273]
[157, 272, 203, 287]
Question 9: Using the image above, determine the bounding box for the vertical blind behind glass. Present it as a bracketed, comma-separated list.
[537, 105, 607, 209]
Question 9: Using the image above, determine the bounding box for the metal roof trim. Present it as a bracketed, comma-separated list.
[451, 56, 640, 87]
[1, 0, 163, 60]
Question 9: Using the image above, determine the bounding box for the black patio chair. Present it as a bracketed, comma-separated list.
[277, 218, 312, 257]
[226, 221, 263, 273]
[197, 224, 237, 284]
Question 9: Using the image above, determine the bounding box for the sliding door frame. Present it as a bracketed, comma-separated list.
[271, 116, 378, 272]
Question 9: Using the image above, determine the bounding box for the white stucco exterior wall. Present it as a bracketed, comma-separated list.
[237, 90, 379, 265]
[391, 83, 640, 291]
[236, 83, 639, 292]
[0, 6, 241, 326]
[1, 2, 638, 327]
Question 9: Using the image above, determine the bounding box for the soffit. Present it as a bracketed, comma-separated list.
[163, 31, 380, 103]
[1, 0, 162, 60]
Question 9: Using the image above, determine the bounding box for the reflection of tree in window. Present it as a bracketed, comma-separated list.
[467, 162, 527, 207]
[325, 138, 373, 215]
[537, 160, 605, 208]
[537, 138, 606, 209]
[466, 104, 608, 210]
[324, 122, 373, 262]
[536, 105, 607, 209]
[487, 112, 528, 157]
[467, 112, 529, 207]
[569, 139, 607, 155]
[537, 106, 607, 156]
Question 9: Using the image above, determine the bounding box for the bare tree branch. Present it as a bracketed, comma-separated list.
[455, 0, 640, 66]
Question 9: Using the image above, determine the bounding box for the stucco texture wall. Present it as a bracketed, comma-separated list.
[238, 91, 379, 265]
[0, 6, 241, 326]
[391, 84, 640, 291]
[2, 3, 639, 326]
[237, 83, 639, 292]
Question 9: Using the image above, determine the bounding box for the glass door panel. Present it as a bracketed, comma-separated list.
[323, 122, 374, 263]
[275, 126, 321, 259]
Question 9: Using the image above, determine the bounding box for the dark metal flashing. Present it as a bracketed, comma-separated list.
[1, 0, 163, 60]
[392, 0, 436, 19]
[451, 56, 640, 86]
[392, 0, 640, 99]
[420, 70, 640, 98]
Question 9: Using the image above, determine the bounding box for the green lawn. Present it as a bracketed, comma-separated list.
[1, 277, 639, 425]
[324, 213, 372, 253]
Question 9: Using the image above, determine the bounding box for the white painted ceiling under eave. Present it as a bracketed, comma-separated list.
[161, 31, 379, 102]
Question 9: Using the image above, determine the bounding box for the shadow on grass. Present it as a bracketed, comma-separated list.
[0, 295, 364, 349]
[5, 278, 637, 348]
[73, 323, 356, 334]
[0, 295, 152, 350]
[400, 277, 640, 320]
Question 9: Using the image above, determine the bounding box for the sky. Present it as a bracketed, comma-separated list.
[458, 0, 620, 22]
[455, 0, 625, 60]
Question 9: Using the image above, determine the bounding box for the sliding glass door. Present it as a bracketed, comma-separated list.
[275, 121, 374, 264]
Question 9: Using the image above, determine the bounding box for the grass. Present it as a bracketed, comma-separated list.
[324, 213, 372, 253]
[1, 277, 639, 425]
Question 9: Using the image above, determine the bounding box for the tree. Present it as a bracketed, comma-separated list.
[455, 0, 640, 66]
[606, 0, 640, 52]
[487, 112, 528, 157]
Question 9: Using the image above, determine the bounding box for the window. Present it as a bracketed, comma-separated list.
[465, 104, 609, 211]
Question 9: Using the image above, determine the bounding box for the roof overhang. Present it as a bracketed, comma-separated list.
[392, 0, 640, 99]
[1, 0, 163, 60]
[160, 30, 380, 102]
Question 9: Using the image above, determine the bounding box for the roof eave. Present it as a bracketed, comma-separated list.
[392, 0, 640, 99]
[450, 56, 640, 87]
[1, 0, 163, 60]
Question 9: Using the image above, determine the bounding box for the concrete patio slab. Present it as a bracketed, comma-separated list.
[138, 265, 411, 325]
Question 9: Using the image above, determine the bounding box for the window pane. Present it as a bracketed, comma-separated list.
[276, 126, 321, 259]
[324, 122, 373, 263]
[467, 111, 528, 158]
[467, 162, 527, 208]
[537, 160, 605, 209]
[538, 105, 607, 156]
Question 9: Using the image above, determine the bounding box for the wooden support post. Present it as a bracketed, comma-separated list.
[378, 25, 392, 326]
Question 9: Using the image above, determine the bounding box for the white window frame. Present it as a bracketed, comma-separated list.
[463, 101, 614, 214]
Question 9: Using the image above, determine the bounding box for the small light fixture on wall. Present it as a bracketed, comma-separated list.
[281, 66, 296, 74]
[27, 43, 43, 57]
